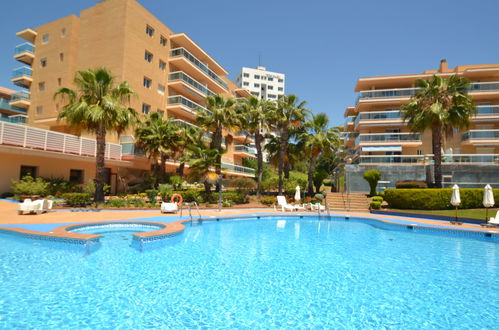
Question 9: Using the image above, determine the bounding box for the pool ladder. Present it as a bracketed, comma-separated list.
[317, 201, 331, 218]
[180, 201, 202, 224]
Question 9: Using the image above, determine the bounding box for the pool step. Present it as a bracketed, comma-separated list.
[326, 193, 370, 212]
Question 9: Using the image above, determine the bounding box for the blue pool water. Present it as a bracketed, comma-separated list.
[0, 217, 498, 328]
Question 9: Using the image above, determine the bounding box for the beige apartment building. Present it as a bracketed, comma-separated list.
[1, 0, 256, 194]
[341, 60, 499, 192]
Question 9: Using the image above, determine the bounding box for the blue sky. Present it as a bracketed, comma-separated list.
[1, 0, 498, 126]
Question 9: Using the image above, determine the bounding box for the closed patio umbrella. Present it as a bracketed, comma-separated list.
[294, 186, 301, 203]
[483, 184, 495, 222]
[450, 184, 461, 225]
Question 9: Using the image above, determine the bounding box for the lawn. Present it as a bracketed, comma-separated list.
[387, 208, 498, 220]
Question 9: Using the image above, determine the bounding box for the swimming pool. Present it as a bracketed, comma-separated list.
[0, 216, 498, 328]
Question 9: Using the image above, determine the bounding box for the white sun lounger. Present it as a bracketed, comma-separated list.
[18, 199, 53, 215]
[161, 202, 178, 214]
[483, 210, 499, 227]
[277, 195, 303, 212]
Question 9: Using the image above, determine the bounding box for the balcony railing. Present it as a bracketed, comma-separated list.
[10, 91, 30, 102]
[0, 98, 27, 114]
[12, 66, 32, 78]
[168, 71, 216, 97]
[358, 154, 499, 164]
[0, 122, 122, 160]
[171, 118, 212, 139]
[121, 143, 145, 157]
[0, 115, 27, 124]
[354, 110, 402, 126]
[221, 162, 256, 175]
[170, 47, 228, 90]
[167, 95, 211, 115]
[475, 105, 499, 116]
[356, 132, 421, 144]
[461, 129, 499, 141]
[14, 42, 34, 55]
[469, 82, 499, 93]
[359, 155, 426, 164]
[234, 145, 257, 155]
[344, 116, 355, 127]
[343, 132, 359, 143]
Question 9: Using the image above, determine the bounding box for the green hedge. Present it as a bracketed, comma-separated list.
[384, 188, 499, 210]
[63, 193, 92, 207]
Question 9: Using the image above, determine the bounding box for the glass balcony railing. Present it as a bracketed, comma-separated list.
[121, 144, 145, 157]
[234, 145, 257, 155]
[221, 163, 256, 175]
[442, 154, 499, 163]
[0, 98, 27, 114]
[359, 155, 426, 164]
[358, 154, 499, 164]
[354, 110, 402, 126]
[167, 95, 211, 115]
[343, 132, 359, 144]
[0, 115, 27, 124]
[344, 116, 355, 126]
[168, 71, 215, 97]
[356, 132, 421, 145]
[170, 47, 228, 90]
[10, 91, 30, 102]
[12, 67, 32, 78]
[475, 105, 499, 116]
[14, 42, 34, 55]
[461, 130, 499, 141]
[469, 82, 499, 93]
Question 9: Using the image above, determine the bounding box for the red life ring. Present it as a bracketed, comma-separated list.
[170, 194, 183, 205]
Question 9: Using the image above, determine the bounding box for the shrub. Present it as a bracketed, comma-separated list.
[372, 196, 383, 202]
[1, 192, 14, 198]
[11, 176, 49, 196]
[370, 201, 382, 209]
[384, 188, 499, 210]
[145, 189, 158, 205]
[395, 180, 428, 189]
[106, 199, 126, 208]
[314, 193, 325, 201]
[259, 196, 275, 206]
[313, 169, 329, 193]
[227, 177, 256, 191]
[262, 176, 279, 192]
[222, 200, 233, 207]
[127, 198, 146, 208]
[223, 192, 249, 204]
[363, 170, 381, 197]
[63, 193, 92, 207]
[168, 175, 183, 190]
[323, 179, 332, 187]
[43, 177, 77, 195]
[158, 184, 173, 201]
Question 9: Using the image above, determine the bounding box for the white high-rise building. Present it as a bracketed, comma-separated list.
[235, 66, 285, 100]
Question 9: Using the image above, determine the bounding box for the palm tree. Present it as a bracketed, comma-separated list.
[55, 67, 136, 202]
[401, 75, 476, 187]
[173, 125, 201, 178]
[237, 96, 275, 197]
[269, 94, 309, 194]
[135, 112, 180, 185]
[196, 94, 238, 190]
[186, 138, 225, 193]
[300, 114, 340, 195]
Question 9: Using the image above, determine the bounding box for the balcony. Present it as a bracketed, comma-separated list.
[234, 145, 257, 157]
[170, 47, 228, 92]
[167, 95, 211, 119]
[472, 105, 499, 122]
[461, 129, 499, 145]
[354, 110, 403, 127]
[344, 116, 355, 130]
[359, 155, 426, 165]
[221, 162, 256, 176]
[233, 130, 254, 143]
[14, 43, 35, 65]
[168, 71, 216, 102]
[357, 88, 419, 103]
[356, 132, 422, 147]
[468, 82, 499, 93]
[343, 132, 359, 148]
[0, 121, 122, 160]
[0, 97, 27, 115]
[11, 67, 32, 88]
[16, 28, 37, 43]
[9, 91, 30, 109]
[0, 115, 27, 125]
[171, 119, 212, 140]
[358, 154, 499, 165]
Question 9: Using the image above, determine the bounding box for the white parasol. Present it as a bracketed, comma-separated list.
[450, 184, 461, 224]
[294, 186, 301, 203]
[483, 184, 495, 222]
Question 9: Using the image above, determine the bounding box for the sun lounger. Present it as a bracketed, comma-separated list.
[482, 210, 499, 227]
[18, 199, 53, 215]
[161, 202, 178, 214]
[277, 196, 302, 212]
[310, 203, 326, 211]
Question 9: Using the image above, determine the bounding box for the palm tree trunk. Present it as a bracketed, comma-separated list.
[94, 124, 106, 203]
[307, 153, 318, 195]
[432, 124, 443, 188]
[255, 133, 264, 198]
[177, 162, 185, 178]
[284, 160, 290, 179]
[214, 126, 223, 192]
[204, 180, 211, 193]
[278, 126, 289, 194]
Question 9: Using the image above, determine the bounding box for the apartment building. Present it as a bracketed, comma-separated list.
[235, 66, 285, 100]
[341, 60, 499, 192]
[0, 86, 28, 124]
[1, 0, 256, 193]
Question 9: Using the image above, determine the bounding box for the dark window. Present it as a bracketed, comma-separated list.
[20, 165, 37, 179]
[142, 103, 150, 114]
[159, 60, 166, 71]
[143, 77, 152, 88]
[146, 25, 154, 37]
[40, 58, 47, 67]
[160, 36, 167, 46]
[144, 51, 153, 63]
[69, 169, 84, 184]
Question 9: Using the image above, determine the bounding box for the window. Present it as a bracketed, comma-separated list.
[143, 77, 152, 88]
[57, 78, 62, 86]
[261, 76, 266, 81]
[243, 73, 249, 78]
[36, 106, 43, 115]
[38, 82, 45, 91]
[61, 28, 67, 37]
[278, 79, 284, 83]
[160, 36, 167, 46]
[142, 103, 150, 114]
[146, 25, 154, 37]
[268, 77, 274, 81]
[20, 165, 37, 179]
[268, 94, 276, 99]
[157, 110, 164, 117]
[144, 50, 153, 62]
[268, 86, 274, 90]
[254, 75, 260, 79]
[243, 82, 249, 86]
[157, 83, 165, 94]
[42, 34, 49, 44]
[417, 150, 422, 155]
[254, 83, 260, 87]
[40, 58, 47, 67]
[59, 53, 64, 62]
[69, 169, 84, 184]
[251, 92, 259, 96]
[159, 60, 166, 71]
[278, 87, 283, 91]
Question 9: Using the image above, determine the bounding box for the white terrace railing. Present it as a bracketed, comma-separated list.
[0, 122, 122, 160]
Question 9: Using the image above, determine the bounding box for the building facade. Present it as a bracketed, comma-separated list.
[235, 66, 285, 100]
[341, 60, 499, 192]
[1, 0, 256, 194]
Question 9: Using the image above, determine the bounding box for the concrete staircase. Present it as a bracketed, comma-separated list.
[326, 193, 370, 213]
